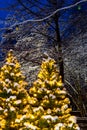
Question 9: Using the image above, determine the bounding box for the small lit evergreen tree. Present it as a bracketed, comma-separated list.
[0, 50, 30, 130]
[28, 58, 80, 130]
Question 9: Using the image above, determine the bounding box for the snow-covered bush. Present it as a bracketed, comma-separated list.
[28, 58, 80, 130]
[0, 50, 30, 129]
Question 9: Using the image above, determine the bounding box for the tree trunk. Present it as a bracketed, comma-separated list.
[54, 14, 64, 82]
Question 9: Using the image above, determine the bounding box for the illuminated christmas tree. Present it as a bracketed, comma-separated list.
[28, 58, 80, 130]
[0, 50, 30, 130]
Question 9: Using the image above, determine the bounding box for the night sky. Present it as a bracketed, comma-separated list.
[0, 0, 11, 17]
[0, 0, 87, 32]
[0, 0, 87, 26]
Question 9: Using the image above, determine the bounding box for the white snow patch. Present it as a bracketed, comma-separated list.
[15, 100, 22, 104]
[39, 87, 47, 91]
[5, 79, 11, 83]
[33, 106, 44, 112]
[58, 90, 66, 94]
[6, 62, 15, 66]
[4, 109, 8, 113]
[14, 82, 19, 87]
[3, 87, 7, 91]
[44, 95, 48, 99]
[10, 96, 16, 100]
[10, 73, 14, 76]
[49, 94, 56, 99]
[9, 63, 15, 66]
[75, 126, 80, 130]
[24, 123, 37, 130]
[6, 98, 10, 102]
[6, 96, 16, 102]
[61, 104, 68, 110]
[7, 89, 12, 93]
[3, 87, 12, 93]
[10, 106, 15, 111]
[4, 70, 9, 73]
[43, 115, 58, 122]
[0, 107, 3, 111]
[15, 119, 20, 123]
[68, 116, 77, 123]
[20, 115, 27, 121]
[29, 66, 39, 71]
[68, 123, 73, 128]
[54, 123, 64, 130]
